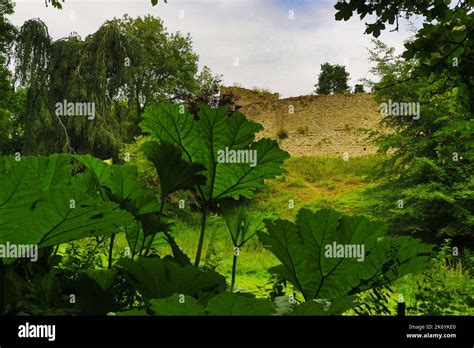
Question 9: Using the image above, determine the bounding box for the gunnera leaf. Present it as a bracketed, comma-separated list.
[258, 208, 432, 301]
[118, 257, 226, 301]
[75, 155, 163, 255]
[149, 294, 206, 315]
[206, 292, 276, 316]
[140, 102, 289, 203]
[288, 295, 359, 316]
[115, 309, 148, 316]
[0, 155, 136, 247]
[141, 140, 207, 198]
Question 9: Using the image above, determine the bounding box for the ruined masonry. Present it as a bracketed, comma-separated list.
[220, 86, 383, 157]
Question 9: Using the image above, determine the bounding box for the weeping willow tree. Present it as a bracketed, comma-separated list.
[13, 15, 200, 158]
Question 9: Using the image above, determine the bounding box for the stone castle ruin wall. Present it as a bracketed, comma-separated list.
[220, 86, 382, 157]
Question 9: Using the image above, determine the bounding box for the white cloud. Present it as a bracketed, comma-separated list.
[9, 0, 416, 97]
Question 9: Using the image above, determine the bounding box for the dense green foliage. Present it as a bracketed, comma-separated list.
[410, 241, 474, 315]
[365, 39, 473, 247]
[10, 15, 206, 158]
[0, 0, 470, 318]
[0, 104, 434, 316]
[259, 209, 431, 302]
[335, 0, 473, 250]
[140, 102, 289, 266]
[2, 150, 469, 315]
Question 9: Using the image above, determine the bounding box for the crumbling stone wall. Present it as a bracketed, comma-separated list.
[220, 87, 382, 157]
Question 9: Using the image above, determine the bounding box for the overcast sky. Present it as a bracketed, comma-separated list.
[9, 0, 417, 97]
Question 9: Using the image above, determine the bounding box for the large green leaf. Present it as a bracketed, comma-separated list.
[104, 164, 165, 254]
[149, 293, 206, 315]
[139, 103, 204, 163]
[74, 155, 112, 186]
[116, 309, 148, 316]
[75, 155, 163, 255]
[140, 102, 289, 203]
[288, 296, 359, 316]
[73, 269, 121, 315]
[211, 138, 289, 200]
[118, 257, 226, 301]
[84, 269, 119, 292]
[206, 293, 276, 315]
[258, 208, 432, 301]
[141, 140, 206, 198]
[220, 200, 263, 247]
[162, 231, 192, 266]
[1, 186, 132, 247]
[0, 156, 133, 247]
[76, 155, 160, 216]
[0, 155, 72, 213]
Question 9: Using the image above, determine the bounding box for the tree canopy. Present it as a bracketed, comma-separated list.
[334, 1, 473, 248]
[334, 0, 473, 110]
[354, 84, 365, 93]
[12, 15, 203, 158]
[314, 63, 350, 95]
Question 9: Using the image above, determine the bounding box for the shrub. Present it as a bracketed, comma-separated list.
[410, 241, 474, 315]
[277, 129, 288, 139]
